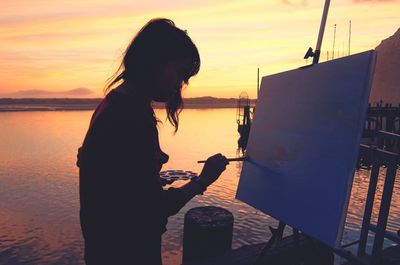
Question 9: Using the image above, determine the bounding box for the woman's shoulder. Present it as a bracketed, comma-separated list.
[111, 89, 152, 110]
[92, 89, 156, 131]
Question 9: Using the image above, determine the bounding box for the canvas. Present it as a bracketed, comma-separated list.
[236, 50, 376, 247]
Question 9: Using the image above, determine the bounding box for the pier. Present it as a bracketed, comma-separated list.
[363, 103, 400, 152]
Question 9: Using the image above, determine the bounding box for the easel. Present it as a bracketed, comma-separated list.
[255, 1, 399, 263]
[255, 2, 333, 261]
[256, 221, 287, 263]
[256, 131, 400, 265]
[333, 131, 400, 265]
[256, 222, 335, 265]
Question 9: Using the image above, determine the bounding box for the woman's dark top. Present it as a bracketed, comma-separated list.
[77, 90, 188, 265]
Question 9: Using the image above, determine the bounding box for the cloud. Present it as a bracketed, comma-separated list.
[352, 0, 398, 2]
[281, 0, 309, 7]
[0, 88, 96, 98]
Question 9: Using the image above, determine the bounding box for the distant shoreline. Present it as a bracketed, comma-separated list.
[0, 97, 256, 112]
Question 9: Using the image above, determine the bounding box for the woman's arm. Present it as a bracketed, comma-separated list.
[160, 154, 228, 217]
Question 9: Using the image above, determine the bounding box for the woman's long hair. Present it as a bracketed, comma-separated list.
[105, 18, 200, 132]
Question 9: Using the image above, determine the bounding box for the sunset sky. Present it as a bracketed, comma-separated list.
[1, 0, 399, 98]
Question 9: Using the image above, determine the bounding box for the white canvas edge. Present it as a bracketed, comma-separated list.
[334, 50, 377, 247]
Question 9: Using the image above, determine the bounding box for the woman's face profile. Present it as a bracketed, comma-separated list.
[152, 58, 192, 102]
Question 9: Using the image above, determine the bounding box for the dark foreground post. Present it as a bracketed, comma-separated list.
[182, 206, 234, 263]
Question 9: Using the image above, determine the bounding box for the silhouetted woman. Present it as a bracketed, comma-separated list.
[77, 18, 229, 265]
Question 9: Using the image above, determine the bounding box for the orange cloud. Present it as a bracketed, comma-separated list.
[281, 0, 309, 6]
[353, 0, 397, 2]
[0, 0, 399, 98]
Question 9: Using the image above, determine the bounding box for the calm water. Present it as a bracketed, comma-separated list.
[0, 109, 399, 265]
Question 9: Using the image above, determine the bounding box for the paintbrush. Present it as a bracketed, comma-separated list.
[197, 157, 247, 163]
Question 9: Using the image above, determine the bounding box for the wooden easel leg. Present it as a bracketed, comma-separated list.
[256, 221, 286, 264]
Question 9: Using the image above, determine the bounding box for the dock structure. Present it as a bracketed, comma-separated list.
[236, 92, 253, 150]
[360, 103, 400, 168]
[335, 135, 400, 265]
[363, 103, 400, 150]
[183, 234, 336, 265]
[184, 241, 400, 265]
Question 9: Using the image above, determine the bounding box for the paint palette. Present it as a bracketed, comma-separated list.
[159, 170, 198, 181]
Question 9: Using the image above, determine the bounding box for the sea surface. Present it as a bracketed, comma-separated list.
[0, 109, 399, 265]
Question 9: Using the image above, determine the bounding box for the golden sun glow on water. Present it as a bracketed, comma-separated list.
[1, 0, 399, 98]
[0, 109, 399, 264]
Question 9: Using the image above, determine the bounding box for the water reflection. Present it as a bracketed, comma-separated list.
[0, 110, 398, 265]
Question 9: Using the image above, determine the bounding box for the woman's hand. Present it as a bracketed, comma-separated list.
[198, 153, 229, 187]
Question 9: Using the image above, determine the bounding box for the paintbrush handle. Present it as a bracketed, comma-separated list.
[197, 157, 246, 163]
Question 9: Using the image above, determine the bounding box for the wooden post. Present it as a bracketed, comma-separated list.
[182, 206, 234, 263]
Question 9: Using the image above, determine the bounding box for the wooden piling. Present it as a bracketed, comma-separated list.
[182, 206, 234, 263]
